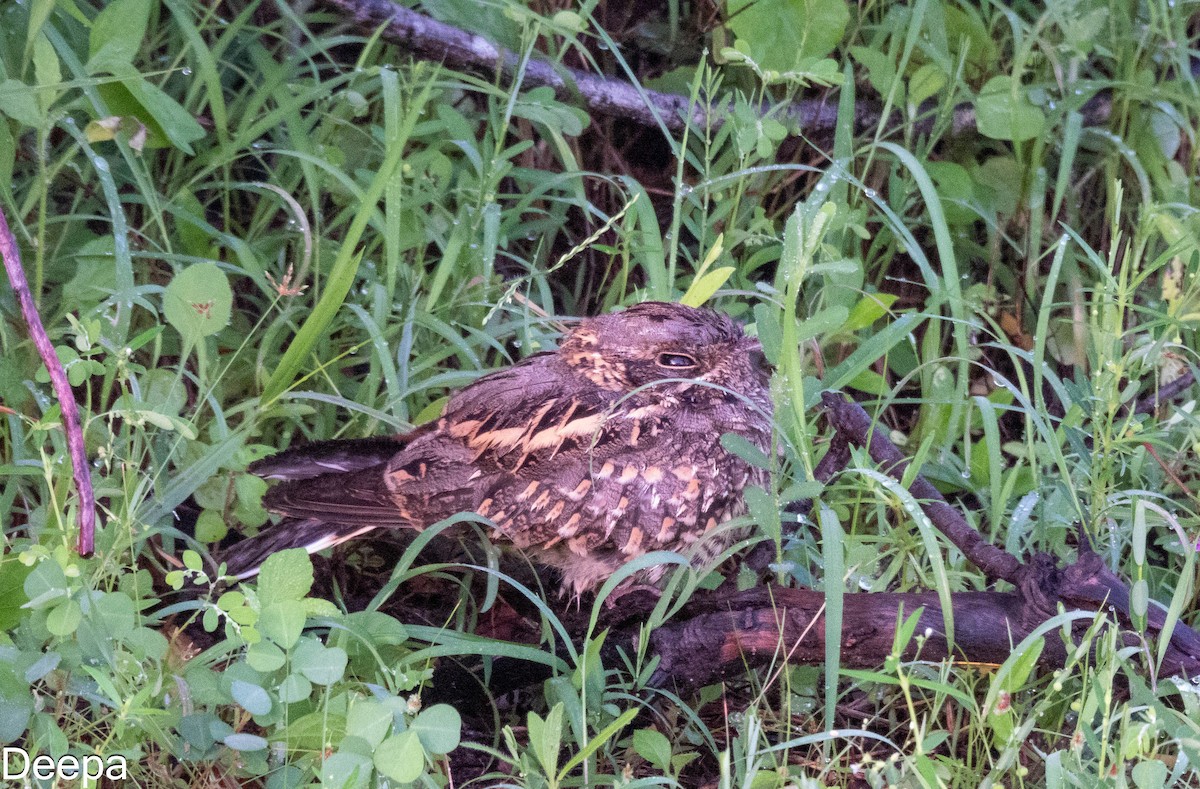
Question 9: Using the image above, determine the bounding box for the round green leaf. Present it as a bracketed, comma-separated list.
[320, 752, 372, 789]
[163, 262, 232, 342]
[124, 627, 169, 661]
[276, 673, 312, 704]
[347, 701, 394, 749]
[195, 509, 228, 543]
[1132, 758, 1168, 789]
[94, 591, 135, 633]
[47, 598, 82, 637]
[909, 63, 947, 108]
[293, 640, 347, 686]
[230, 679, 272, 716]
[411, 704, 461, 755]
[373, 729, 425, 783]
[246, 640, 287, 673]
[23, 559, 69, 609]
[257, 549, 314, 604]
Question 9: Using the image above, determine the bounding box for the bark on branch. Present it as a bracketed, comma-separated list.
[323, 0, 1121, 137]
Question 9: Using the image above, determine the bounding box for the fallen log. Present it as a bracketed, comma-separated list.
[628, 392, 1200, 689]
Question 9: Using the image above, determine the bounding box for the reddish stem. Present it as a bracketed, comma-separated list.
[0, 208, 95, 555]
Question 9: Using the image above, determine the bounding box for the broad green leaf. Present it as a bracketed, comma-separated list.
[528, 703, 562, 778]
[909, 63, 947, 107]
[93, 592, 135, 634]
[257, 549, 314, 604]
[230, 680, 272, 716]
[320, 751, 372, 789]
[293, 640, 348, 685]
[753, 303, 782, 364]
[512, 87, 587, 136]
[975, 76, 1045, 142]
[411, 704, 461, 755]
[276, 673, 312, 703]
[0, 664, 33, 742]
[87, 0, 151, 71]
[1132, 759, 1168, 788]
[119, 73, 206, 152]
[259, 600, 306, 650]
[795, 305, 848, 343]
[246, 640, 286, 673]
[46, 598, 82, 637]
[726, 0, 849, 69]
[373, 730, 424, 782]
[850, 46, 897, 98]
[347, 701, 393, 749]
[163, 263, 233, 342]
[720, 432, 771, 469]
[633, 728, 672, 771]
[31, 33, 61, 113]
[0, 563, 32, 630]
[0, 79, 41, 126]
[845, 368, 891, 396]
[194, 509, 228, 543]
[842, 293, 898, 332]
[925, 161, 977, 226]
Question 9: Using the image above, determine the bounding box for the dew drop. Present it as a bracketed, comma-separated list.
[181, 66, 193, 77]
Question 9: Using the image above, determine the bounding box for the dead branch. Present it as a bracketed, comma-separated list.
[633, 392, 1200, 689]
[322, 0, 1119, 137]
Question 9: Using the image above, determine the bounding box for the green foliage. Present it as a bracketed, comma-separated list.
[163, 262, 233, 344]
[726, 0, 848, 72]
[1, 0, 1199, 783]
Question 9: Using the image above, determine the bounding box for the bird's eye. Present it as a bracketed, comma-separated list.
[656, 352, 697, 369]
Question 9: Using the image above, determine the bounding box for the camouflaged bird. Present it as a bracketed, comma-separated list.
[228, 302, 773, 596]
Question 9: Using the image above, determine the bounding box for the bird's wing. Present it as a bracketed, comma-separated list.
[249, 433, 425, 480]
[260, 463, 407, 525]
[428, 353, 618, 468]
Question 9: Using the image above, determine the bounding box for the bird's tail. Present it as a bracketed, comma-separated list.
[221, 435, 419, 579]
[219, 518, 379, 580]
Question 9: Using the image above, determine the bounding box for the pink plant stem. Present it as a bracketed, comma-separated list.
[0, 208, 95, 556]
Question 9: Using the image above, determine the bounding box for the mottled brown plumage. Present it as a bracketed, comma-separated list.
[229, 302, 773, 595]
